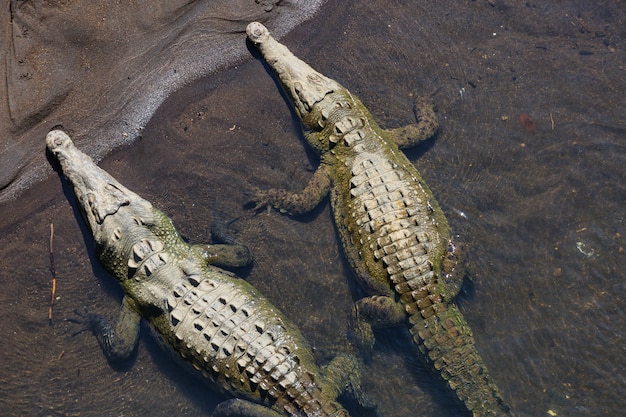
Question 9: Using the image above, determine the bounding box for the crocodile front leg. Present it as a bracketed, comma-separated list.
[322, 352, 374, 412]
[383, 98, 439, 149]
[79, 295, 142, 361]
[251, 163, 332, 215]
[349, 295, 406, 355]
[192, 243, 252, 269]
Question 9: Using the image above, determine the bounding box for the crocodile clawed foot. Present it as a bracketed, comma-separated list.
[242, 188, 274, 214]
[348, 309, 376, 362]
[210, 214, 243, 245]
[66, 307, 98, 337]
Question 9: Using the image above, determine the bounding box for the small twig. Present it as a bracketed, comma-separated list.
[48, 223, 57, 325]
[575, 17, 591, 33]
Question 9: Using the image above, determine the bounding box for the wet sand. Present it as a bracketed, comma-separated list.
[0, 0, 324, 203]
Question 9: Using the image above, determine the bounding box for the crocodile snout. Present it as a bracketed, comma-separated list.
[246, 21, 340, 120]
[246, 22, 270, 44]
[46, 130, 141, 231]
[46, 129, 72, 151]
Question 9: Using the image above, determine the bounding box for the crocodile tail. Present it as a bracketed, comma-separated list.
[406, 291, 512, 417]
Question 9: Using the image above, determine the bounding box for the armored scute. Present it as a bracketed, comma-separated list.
[47, 130, 364, 417]
[246, 22, 513, 417]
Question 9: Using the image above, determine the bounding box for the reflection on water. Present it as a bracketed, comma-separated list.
[0, 1, 624, 416]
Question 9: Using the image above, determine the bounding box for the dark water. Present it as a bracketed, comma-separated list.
[1, 1, 624, 416]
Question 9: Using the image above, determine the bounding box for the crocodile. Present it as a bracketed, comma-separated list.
[46, 129, 366, 417]
[246, 22, 512, 417]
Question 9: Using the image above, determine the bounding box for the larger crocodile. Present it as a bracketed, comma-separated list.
[46, 129, 365, 417]
[246, 22, 512, 417]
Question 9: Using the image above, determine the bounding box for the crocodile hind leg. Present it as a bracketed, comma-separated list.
[192, 214, 254, 269]
[76, 295, 141, 361]
[192, 243, 252, 269]
[383, 98, 439, 149]
[322, 352, 378, 413]
[248, 163, 332, 215]
[349, 295, 407, 356]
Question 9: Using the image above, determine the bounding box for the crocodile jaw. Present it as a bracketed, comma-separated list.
[246, 22, 342, 121]
[46, 130, 151, 241]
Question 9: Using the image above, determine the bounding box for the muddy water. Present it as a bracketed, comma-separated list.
[1, 1, 624, 416]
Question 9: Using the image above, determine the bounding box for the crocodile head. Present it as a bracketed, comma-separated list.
[246, 22, 344, 139]
[46, 130, 152, 244]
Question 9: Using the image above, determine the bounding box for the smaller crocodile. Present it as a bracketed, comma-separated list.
[46, 129, 365, 417]
[246, 22, 512, 417]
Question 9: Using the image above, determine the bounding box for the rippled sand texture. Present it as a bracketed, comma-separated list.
[1, 1, 624, 416]
[0, 0, 324, 203]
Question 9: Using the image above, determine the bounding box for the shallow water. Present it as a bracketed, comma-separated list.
[1, 1, 624, 416]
